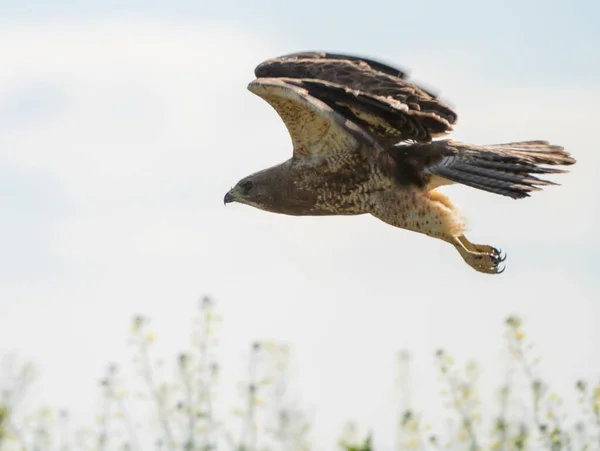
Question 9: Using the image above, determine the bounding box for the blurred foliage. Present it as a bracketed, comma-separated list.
[0, 355, 37, 448]
[339, 316, 600, 451]
[0, 299, 598, 451]
[0, 297, 310, 451]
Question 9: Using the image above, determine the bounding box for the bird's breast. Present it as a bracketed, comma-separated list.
[282, 159, 388, 216]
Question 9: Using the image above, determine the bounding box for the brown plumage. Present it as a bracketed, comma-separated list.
[224, 51, 576, 274]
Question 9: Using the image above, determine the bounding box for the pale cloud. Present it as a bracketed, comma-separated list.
[1, 19, 599, 450]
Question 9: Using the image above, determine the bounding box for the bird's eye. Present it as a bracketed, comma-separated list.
[240, 181, 253, 192]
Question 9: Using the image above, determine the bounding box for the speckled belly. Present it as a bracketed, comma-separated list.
[305, 170, 391, 215]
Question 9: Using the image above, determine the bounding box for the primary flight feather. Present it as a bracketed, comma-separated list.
[224, 51, 576, 274]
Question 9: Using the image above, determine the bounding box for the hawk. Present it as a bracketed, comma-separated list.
[224, 51, 576, 274]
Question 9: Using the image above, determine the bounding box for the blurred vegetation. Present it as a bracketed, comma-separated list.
[0, 298, 598, 451]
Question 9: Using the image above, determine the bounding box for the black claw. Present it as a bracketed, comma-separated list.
[497, 265, 506, 274]
[499, 251, 507, 263]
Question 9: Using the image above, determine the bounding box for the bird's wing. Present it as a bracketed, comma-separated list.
[248, 77, 381, 158]
[253, 51, 457, 145]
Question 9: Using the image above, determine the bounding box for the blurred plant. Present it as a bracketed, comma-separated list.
[574, 379, 600, 450]
[433, 350, 482, 451]
[338, 423, 373, 451]
[224, 340, 311, 451]
[122, 295, 223, 450]
[392, 350, 439, 451]
[0, 355, 37, 449]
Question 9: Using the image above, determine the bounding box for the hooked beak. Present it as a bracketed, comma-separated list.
[224, 190, 235, 205]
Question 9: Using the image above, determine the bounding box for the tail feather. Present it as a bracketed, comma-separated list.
[428, 140, 576, 199]
[448, 163, 557, 186]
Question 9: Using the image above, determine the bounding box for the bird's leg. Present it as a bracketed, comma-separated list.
[368, 189, 506, 274]
[452, 235, 506, 274]
[457, 235, 505, 260]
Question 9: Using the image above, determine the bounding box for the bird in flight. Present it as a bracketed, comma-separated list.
[224, 51, 576, 274]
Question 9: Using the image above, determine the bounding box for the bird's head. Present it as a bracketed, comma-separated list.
[223, 171, 275, 210]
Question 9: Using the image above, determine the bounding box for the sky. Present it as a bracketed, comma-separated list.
[0, 0, 599, 449]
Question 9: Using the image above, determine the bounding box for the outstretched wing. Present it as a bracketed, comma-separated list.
[248, 77, 381, 159]
[254, 51, 457, 145]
